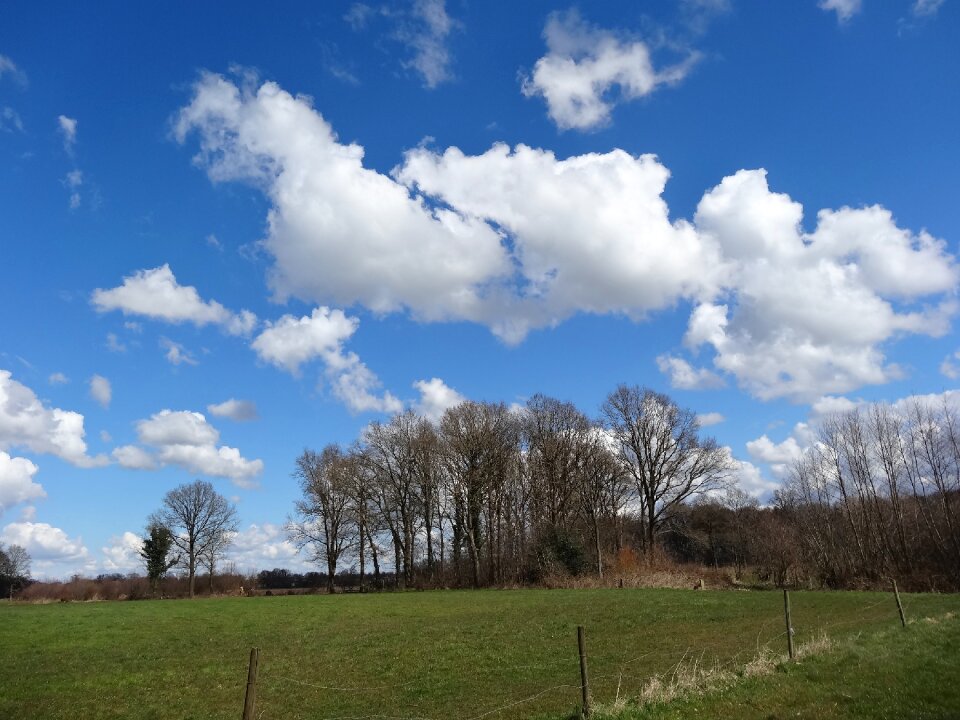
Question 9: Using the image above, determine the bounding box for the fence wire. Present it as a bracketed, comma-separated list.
[249, 590, 910, 720]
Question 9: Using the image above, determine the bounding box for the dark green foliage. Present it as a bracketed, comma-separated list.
[139, 524, 178, 595]
[536, 528, 587, 577]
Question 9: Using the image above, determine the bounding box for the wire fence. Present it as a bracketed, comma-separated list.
[239, 587, 920, 720]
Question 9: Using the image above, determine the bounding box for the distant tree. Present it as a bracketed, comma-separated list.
[288, 446, 357, 592]
[602, 386, 731, 557]
[139, 523, 179, 596]
[153, 480, 238, 598]
[0, 543, 31, 599]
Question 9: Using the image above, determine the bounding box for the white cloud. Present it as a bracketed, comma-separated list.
[207, 399, 258, 422]
[728, 454, 780, 499]
[252, 307, 357, 375]
[89, 375, 111, 409]
[912, 0, 945, 16]
[252, 308, 401, 414]
[225, 523, 310, 573]
[111, 444, 158, 470]
[0, 369, 106, 467]
[696, 411, 725, 427]
[819, 0, 862, 23]
[106, 333, 127, 353]
[159, 337, 198, 366]
[345, 1, 458, 88]
[99, 430, 112, 443]
[127, 410, 263, 486]
[176, 74, 509, 329]
[521, 9, 699, 131]
[398, 142, 723, 342]
[679, 170, 958, 402]
[0, 452, 45, 514]
[1, 106, 23, 133]
[177, 75, 958, 401]
[941, 350, 960, 380]
[657, 354, 725, 390]
[92, 264, 257, 336]
[0, 521, 89, 568]
[101, 531, 144, 573]
[138, 409, 220, 446]
[399, 0, 457, 88]
[57, 115, 77, 152]
[413, 377, 465, 422]
[0, 55, 27, 86]
[48, 372, 68, 385]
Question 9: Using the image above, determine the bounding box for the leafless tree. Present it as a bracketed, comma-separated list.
[288, 446, 357, 592]
[602, 385, 731, 557]
[153, 479, 238, 598]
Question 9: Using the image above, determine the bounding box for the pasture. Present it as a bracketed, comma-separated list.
[1, 588, 958, 719]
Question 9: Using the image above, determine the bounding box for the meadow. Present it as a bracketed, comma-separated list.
[1, 588, 958, 720]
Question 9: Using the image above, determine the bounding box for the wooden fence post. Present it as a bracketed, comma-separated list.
[782, 589, 794, 660]
[892, 580, 907, 628]
[242, 647, 259, 720]
[577, 626, 591, 719]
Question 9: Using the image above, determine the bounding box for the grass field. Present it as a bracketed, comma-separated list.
[1, 588, 958, 720]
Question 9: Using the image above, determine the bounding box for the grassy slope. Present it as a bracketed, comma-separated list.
[617, 613, 960, 720]
[0, 588, 957, 720]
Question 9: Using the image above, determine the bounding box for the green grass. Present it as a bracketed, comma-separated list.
[608, 612, 960, 719]
[1, 588, 957, 720]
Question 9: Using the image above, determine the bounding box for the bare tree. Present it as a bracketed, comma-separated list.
[153, 480, 238, 598]
[602, 385, 731, 557]
[288, 446, 357, 591]
[0, 543, 31, 599]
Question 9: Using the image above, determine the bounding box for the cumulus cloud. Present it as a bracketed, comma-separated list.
[207, 399, 258, 422]
[101, 531, 145, 572]
[0, 369, 106, 467]
[176, 74, 509, 328]
[398, 142, 723, 342]
[1, 520, 89, 578]
[92, 264, 257, 336]
[678, 170, 957, 401]
[48, 372, 68, 385]
[225, 523, 309, 573]
[696, 411, 725, 427]
[413, 377, 465, 422]
[252, 308, 401, 414]
[118, 410, 263, 486]
[521, 9, 699, 131]
[176, 74, 958, 401]
[657, 355, 725, 390]
[0, 452, 45, 514]
[252, 307, 357, 375]
[728, 454, 780, 499]
[88, 375, 111, 408]
[111, 444, 158, 470]
[819, 0, 862, 23]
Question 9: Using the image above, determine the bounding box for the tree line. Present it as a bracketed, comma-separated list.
[289, 387, 960, 592]
[288, 385, 731, 591]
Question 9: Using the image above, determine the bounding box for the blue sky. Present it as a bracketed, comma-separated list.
[1, 0, 957, 578]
